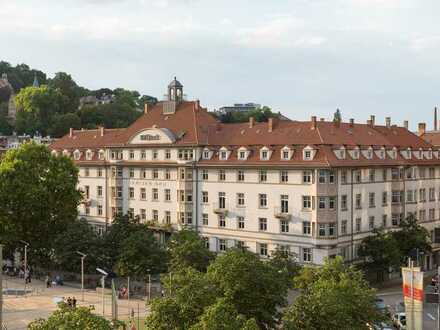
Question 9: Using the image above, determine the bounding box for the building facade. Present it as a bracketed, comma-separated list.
[50, 79, 440, 266]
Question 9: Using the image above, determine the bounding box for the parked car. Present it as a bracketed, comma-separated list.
[374, 297, 387, 313]
[367, 321, 394, 330]
[392, 312, 406, 329]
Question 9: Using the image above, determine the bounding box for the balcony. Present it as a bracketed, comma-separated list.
[213, 202, 228, 215]
[274, 206, 291, 220]
[82, 198, 92, 207]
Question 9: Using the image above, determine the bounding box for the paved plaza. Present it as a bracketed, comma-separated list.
[2, 276, 148, 330]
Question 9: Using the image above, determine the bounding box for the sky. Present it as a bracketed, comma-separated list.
[1, 0, 439, 130]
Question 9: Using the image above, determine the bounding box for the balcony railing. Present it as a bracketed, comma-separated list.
[274, 206, 291, 220]
[213, 202, 228, 215]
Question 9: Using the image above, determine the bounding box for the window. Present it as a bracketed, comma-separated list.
[319, 197, 326, 209]
[165, 189, 171, 201]
[165, 169, 171, 180]
[179, 190, 186, 203]
[369, 192, 375, 208]
[261, 150, 268, 160]
[341, 195, 347, 210]
[355, 170, 361, 183]
[429, 188, 436, 201]
[281, 195, 289, 213]
[152, 150, 158, 160]
[419, 188, 426, 202]
[165, 149, 171, 159]
[429, 209, 435, 221]
[382, 191, 388, 205]
[341, 220, 347, 235]
[282, 150, 290, 160]
[280, 170, 288, 183]
[382, 169, 387, 181]
[116, 186, 122, 198]
[369, 216, 375, 230]
[180, 168, 185, 180]
[419, 209, 426, 221]
[220, 150, 228, 160]
[259, 170, 267, 182]
[382, 214, 387, 228]
[303, 221, 311, 235]
[202, 191, 209, 203]
[429, 167, 435, 178]
[128, 208, 134, 219]
[318, 170, 326, 183]
[329, 171, 335, 183]
[98, 168, 102, 177]
[165, 211, 171, 224]
[407, 190, 414, 203]
[129, 187, 134, 199]
[141, 150, 146, 160]
[319, 224, 326, 237]
[186, 212, 193, 225]
[85, 206, 90, 215]
[129, 168, 135, 178]
[202, 213, 208, 225]
[302, 248, 312, 262]
[97, 186, 103, 197]
[152, 188, 158, 201]
[129, 150, 135, 159]
[153, 169, 159, 179]
[355, 194, 362, 209]
[260, 243, 268, 256]
[341, 170, 347, 184]
[140, 188, 146, 200]
[140, 209, 146, 221]
[219, 239, 226, 251]
[238, 216, 245, 229]
[239, 150, 246, 160]
[259, 218, 267, 231]
[218, 192, 226, 209]
[153, 210, 158, 221]
[178, 149, 193, 160]
[237, 193, 245, 206]
[141, 169, 147, 179]
[84, 168, 90, 177]
[97, 205, 103, 216]
[237, 170, 245, 182]
[259, 194, 267, 208]
[203, 149, 210, 159]
[303, 171, 312, 183]
[356, 218, 361, 232]
[186, 192, 193, 202]
[303, 196, 312, 209]
[304, 150, 312, 160]
[369, 169, 375, 182]
[218, 170, 226, 181]
[280, 220, 289, 233]
[219, 215, 226, 227]
[202, 170, 208, 180]
[391, 168, 400, 180]
[329, 197, 336, 210]
[117, 167, 123, 177]
[329, 223, 336, 236]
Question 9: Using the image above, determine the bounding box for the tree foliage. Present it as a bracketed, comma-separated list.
[167, 229, 214, 272]
[0, 61, 46, 93]
[0, 143, 81, 265]
[216, 106, 280, 123]
[28, 304, 120, 330]
[283, 257, 383, 330]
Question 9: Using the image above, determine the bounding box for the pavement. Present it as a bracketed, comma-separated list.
[2, 276, 148, 330]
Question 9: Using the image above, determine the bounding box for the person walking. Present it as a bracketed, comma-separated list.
[45, 274, 51, 288]
[67, 297, 72, 308]
[72, 296, 77, 308]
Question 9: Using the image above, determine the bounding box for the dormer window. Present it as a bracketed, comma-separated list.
[98, 150, 105, 160]
[202, 149, 211, 160]
[62, 150, 71, 157]
[219, 147, 230, 160]
[73, 150, 81, 160]
[262, 151, 268, 159]
[304, 151, 311, 159]
[86, 149, 93, 161]
[281, 146, 292, 160]
[260, 147, 271, 161]
[303, 146, 315, 160]
[367, 149, 372, 159]
[237, 147, 249, 160]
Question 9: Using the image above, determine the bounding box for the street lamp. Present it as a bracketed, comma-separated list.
[147, 269, 151, 302]
[76, 251, 87, 302]
[19, 240, 29, 297]
[96, 268, 108, 316]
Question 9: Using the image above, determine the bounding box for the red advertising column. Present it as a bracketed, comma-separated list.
[402, 265, 424, 330]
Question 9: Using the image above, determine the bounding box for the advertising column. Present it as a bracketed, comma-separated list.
[402, 265, 424, 330]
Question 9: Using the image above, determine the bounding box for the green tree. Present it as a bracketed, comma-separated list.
[207, 248, 289, 329]
[358, 228, 401, 282]
[268, 247, 301, 288]
[116, 228, 168, 278]
[0, 61, 47, 91]
[167, 229, 214, 272]
[392, 213, 431, 264]
[48, 72, 81, 113]
[283, 257, 383, 330]
[146, 267, 219, 330]
[0, 143, 81, 266]
[49, 112, 81, 137]
[28, 304, 121, 329]
[15, 85, 63, 135]
[217, 106, 279, 123]
[190, 298, 259, 330]
[52, 218, 101, 273]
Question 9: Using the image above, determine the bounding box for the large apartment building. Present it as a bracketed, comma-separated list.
[50, 79, 440, 266]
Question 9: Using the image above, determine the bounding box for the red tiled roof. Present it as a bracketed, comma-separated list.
[421, 131, 440, 147]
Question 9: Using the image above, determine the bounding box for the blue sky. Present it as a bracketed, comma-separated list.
[1, 0, 439, 129]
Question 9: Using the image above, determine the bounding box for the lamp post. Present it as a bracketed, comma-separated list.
[96, 268, 108, 316]
[147, 269, 151, 302]
[19, 241, 29, 297]
[76, 251, 87, 302]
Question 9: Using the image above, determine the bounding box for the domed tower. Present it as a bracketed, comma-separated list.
[167, 77, 183, 102]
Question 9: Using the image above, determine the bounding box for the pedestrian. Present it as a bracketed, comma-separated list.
[67, 297, 72, 308]
[46, 274, 51, 288]
[72, 296, 77, 308]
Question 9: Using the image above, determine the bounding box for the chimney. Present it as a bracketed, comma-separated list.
[249, 116, 255, 128]
[385, 117, 391, 128]
[311, 116, 317, 130]
[418, 122, 426, 136]
[69, 128, 73, 138]
[320, 118, 325, 122]
[100, 126, 105, 137]
[349, 118, 354, 127]
[367, 119, 372, 126]
[370, 115, 375, 126]
[195, 99, 200, 111]
[435, 107, 438, 131]
[404, 120, 409, 130]
[268, 117, 278, 132]
[144, 103, 149, 114]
